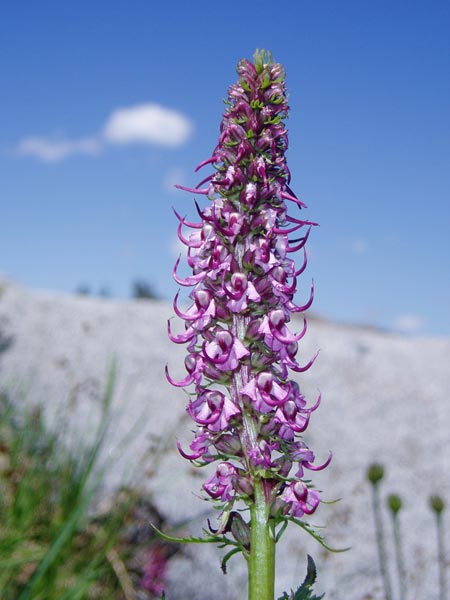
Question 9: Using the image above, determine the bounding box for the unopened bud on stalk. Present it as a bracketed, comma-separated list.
[429, 495, 445, 515]
[387, 494, 402, 516]
[367, 463, 384, 486]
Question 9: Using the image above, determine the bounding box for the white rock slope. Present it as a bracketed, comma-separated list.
[0, 276, 449, 600]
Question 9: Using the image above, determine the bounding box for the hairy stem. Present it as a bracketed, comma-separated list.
[249, 479, 275, 600]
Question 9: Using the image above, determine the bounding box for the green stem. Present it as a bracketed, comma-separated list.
[392, 513, 406, 600]
[436, 512, 446, 600]
[371, 483, 392, 600]
[249, 479, 275, 600]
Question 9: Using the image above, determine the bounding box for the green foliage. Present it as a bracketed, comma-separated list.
[0, 372, 122, 599]
[0, 370, 175, 600]
[274, 514, 350, 553]
[278, 555, 325, 600]
[253, 49, 274, 73]
[152, 520, 249, 575]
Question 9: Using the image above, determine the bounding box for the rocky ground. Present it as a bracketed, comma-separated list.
[0, 275, 449, 600]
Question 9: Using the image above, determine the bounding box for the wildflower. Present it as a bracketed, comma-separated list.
[140, 546, 168, 597]
[168, 49, 330, 600]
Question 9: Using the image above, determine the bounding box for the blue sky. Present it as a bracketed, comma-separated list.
[1, 1, 449, 335]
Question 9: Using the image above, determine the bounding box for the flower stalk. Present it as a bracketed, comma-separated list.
[367, 464, 392, 600]
[167, 49, 330, 599]
[249, 479, 275, 600]
[387, 494, 406, 600]
[430, 495, 446, 600]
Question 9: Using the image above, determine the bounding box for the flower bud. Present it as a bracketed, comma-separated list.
[270, 496, 291, 517]
[367, 463, 384, 485]
[429, 495, 445, 515]
[245, 319, 262, 341]
[235, 475, 254, 497]
[215, 434, 242, 456]
[229, 512, 251, 548]
[387, 494, 402, 515]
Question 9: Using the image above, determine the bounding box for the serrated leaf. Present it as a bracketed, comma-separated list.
[151, 524, 239, 549]
[289, 517, 351, 553]
[278, 555, 325, 600]
[151, 524, 219, 545]
[302, 555, 318, 587]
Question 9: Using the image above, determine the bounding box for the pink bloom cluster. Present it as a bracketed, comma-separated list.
[167, 50, 330, 520]
[140, 546, 168, 596]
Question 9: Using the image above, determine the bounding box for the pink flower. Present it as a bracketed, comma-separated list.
[204, 462, 237, 501]
[282, 481, 321, 517]
[168, 50, 330, 518]
[140, 546, 168, 596]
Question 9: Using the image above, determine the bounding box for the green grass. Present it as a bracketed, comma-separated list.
[0, 371, 174, 600]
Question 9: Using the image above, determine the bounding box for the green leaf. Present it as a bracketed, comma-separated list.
[151, 524, 239, 549]
[275, 518, 288, 543]
[151, 525, 217, 544]
[17, 490, 93, 600]
[240, 78, 251, 92]
[250, 99, 264, 110]
[261, 73, 271, 89]
[57, 568, 101, 600]
[278, 555, 325, 600]
[221, 547, 242, 574]
[288, 517, 351, 553]
[253, 49, 265, 74]
[264, 114, 282, 125]
[271, 95, 284, 105]
[302, 555, 318, 588]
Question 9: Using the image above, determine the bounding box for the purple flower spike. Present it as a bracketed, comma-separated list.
[168, 50, 330, 523]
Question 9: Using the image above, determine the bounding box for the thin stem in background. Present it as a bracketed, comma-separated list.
[436, 512, 447, 600]
[430, 496, 447, 600]
[368, 465, 392, 600]
[388, 494, 407, 600]
[392, 512, 407, 600]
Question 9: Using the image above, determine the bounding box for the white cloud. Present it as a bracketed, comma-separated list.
[14, 103, 194, 162]
[393, 313, 426, 334]
[15, 136, 102, 162]
[103, 103, 193, 147]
